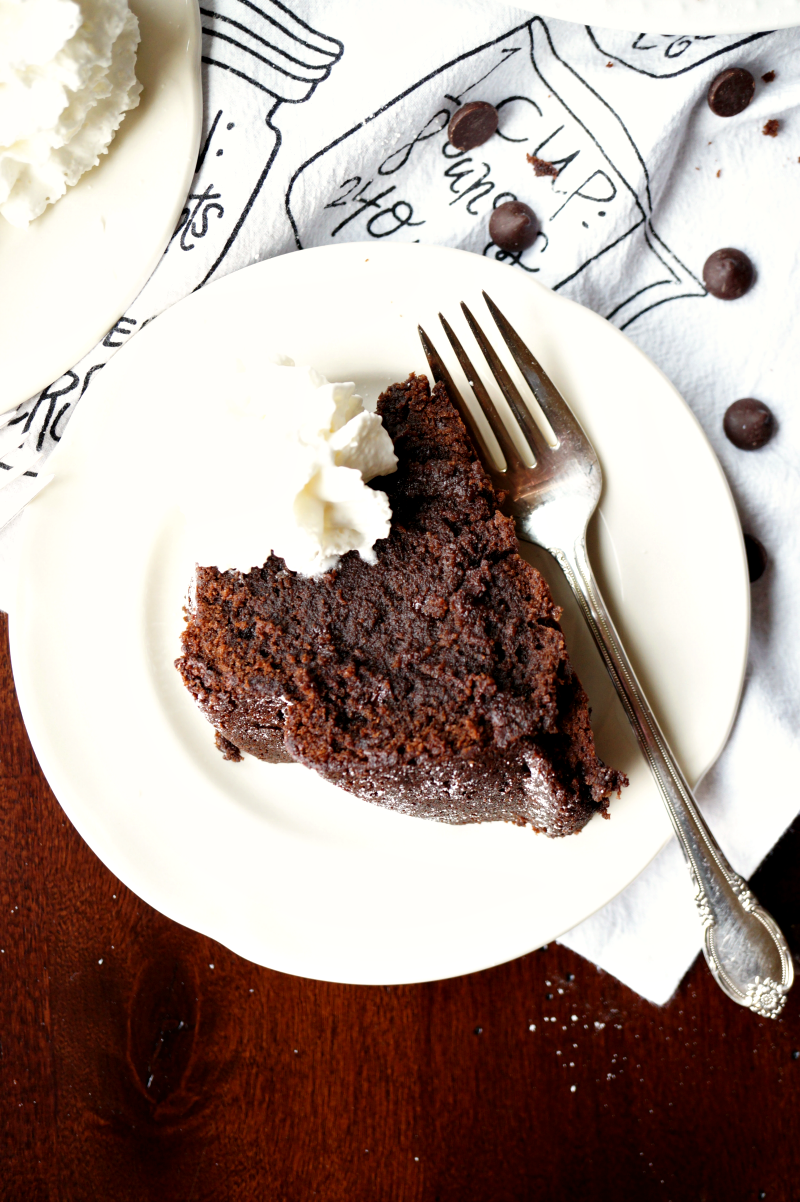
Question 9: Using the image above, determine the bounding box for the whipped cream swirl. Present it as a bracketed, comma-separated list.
[0, 0, 141, 227]
[183, 356, 398, 578]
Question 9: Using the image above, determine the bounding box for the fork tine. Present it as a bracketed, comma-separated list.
[437, 314, 527, 475]
[417, 324, 500, 477]
[482, 292, 586, 448]
[460, 302, 554, 462]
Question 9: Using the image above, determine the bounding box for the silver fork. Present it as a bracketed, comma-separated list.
[418, 292, 794, 1019]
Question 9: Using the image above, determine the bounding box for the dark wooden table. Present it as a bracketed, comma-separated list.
[2, 611, 799, 1202]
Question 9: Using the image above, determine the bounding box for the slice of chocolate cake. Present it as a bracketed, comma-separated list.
[176, 374, 626, 836]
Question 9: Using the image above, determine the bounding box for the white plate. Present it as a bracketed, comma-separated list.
[516, 0, 800, 36]
[11, 243, 749, 985]
[0, 0, 202, 415]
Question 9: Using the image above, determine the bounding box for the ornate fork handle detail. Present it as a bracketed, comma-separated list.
[547, 535, 794, 1019]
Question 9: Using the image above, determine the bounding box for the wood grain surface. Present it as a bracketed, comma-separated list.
[2, 611, 799, 1202]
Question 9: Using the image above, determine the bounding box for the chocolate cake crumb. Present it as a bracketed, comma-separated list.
[526, 154, 559, 178]
[762, 70, 776, 83]
[176, 375, 626, 837]
[763, 119, 780, 137]
[215, 731, 243, 762]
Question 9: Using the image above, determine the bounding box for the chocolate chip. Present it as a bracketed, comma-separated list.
[447, 102, 498, 152]
[744, 534, 767, 582]
[723, 398, 775, 449]
[489, 201, 539, 253]
[762, 70, 776, 83]
[703, 248, 754, 300]
[707, 68, 755, 116]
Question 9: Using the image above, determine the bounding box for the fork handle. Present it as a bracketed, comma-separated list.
[550, 537, 794, 1018]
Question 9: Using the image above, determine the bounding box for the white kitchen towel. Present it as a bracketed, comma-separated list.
[1, 0, 798, 1006]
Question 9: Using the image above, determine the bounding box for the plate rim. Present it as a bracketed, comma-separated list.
[0, 0, 203, 416]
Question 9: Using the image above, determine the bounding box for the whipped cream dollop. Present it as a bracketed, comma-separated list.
[183, 356, 398, 577]
[0, 0, 141, 227]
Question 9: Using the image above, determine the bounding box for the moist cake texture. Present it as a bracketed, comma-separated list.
[176, 373, 626, 836]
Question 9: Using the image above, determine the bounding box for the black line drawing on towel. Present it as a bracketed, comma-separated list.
[585, 29, 772, 78]
[169, 0, 342, 289]
[0, 371, 78, 475]
[2, 0, 343, 471]
[285, 17, 711, 331]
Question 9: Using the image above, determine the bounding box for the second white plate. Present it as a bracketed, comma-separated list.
[11, 242, 749, 984]
[0, 0, 202, 414]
